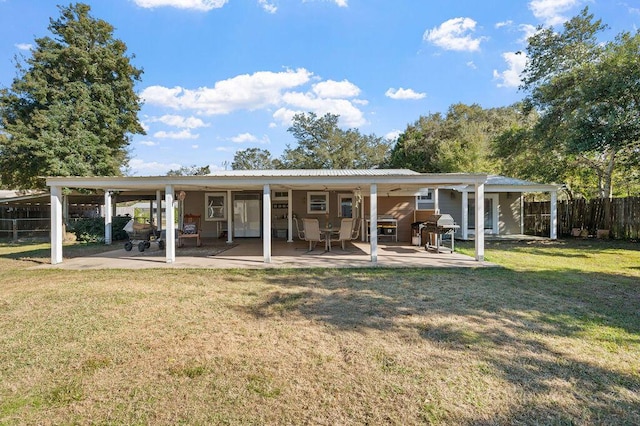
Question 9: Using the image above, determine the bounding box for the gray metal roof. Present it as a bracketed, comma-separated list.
[485, 175, 547, 186]
[205, 169, 420, 177]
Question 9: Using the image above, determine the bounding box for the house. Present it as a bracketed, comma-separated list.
[417, 175, 562, 240]
[45, 169, 561, 265]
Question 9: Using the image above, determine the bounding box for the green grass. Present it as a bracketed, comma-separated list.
[0, 239, 638, 424]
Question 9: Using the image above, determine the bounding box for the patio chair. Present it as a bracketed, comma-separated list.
[293, 217, 305, 240]
[302, 218, 326, 251]
[178, 214, 201, 247]
[332, 218, 354, 250]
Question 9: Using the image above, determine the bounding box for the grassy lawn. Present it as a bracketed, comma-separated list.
[0, 240, 638, 424]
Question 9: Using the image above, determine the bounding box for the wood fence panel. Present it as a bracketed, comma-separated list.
[525, 197, 640, 239]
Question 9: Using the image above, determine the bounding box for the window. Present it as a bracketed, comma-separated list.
[338, 194, 353, 217]
[272, 190, 288, 200]
[205, 192, 226, 221]
[307, 192, 329, 214]
[416, 190, 434, 210]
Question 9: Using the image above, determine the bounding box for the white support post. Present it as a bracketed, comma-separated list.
[461, 190, 469, 240]
[156, 190, 163, 232]
[287, 189, 293, 243]
[370, 184, 378, 264]
[474, 183, 485, 262]
[227, 190, 233, 244]
[434, 188, 440, 213]
[165, 185, 175, 263]
[51, 186, 63, 264]
[520, 194, 524, 234]
[104, 191, 112, 245]
[263, 184, 271, 263]
[550, 190, 558, 240]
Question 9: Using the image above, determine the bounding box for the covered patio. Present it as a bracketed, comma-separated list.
[39, 238, 489, 270]
[45, 170, 541, 266]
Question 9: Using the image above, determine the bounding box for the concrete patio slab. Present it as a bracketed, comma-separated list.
[37, 238, 493, 270]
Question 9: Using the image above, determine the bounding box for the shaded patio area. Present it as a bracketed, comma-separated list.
[39, 238, 493, 270]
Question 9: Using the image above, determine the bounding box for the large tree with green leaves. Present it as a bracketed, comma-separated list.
[521, 7, 640, 198]
[279, 112, 390, 169]
[0, 3, 144, 189]
[232, 147, 276, 170]
[387, 103, 526, 173]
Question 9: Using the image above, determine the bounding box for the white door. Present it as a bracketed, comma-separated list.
[467, 193, 499, 235]
[233, 194, 261, 237]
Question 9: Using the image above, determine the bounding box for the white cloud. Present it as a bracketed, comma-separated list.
[139, 140, 159, 146]
[423, 17, 486, 52]
[141, 68, 313, 115]
[148, 114, 209, 129]
[519, 24, 538, 42]
[153, 129, 200, 139]
[302, 0, 347, 7]
[127, 159, 182, 176]
[275, 91, 366, 127]
[133, 0, 228, 11]
[191, 144, 199, 149]
[230, 133, 258, 143]
[466, 61, 477, 69]
[142, 68, 368, 128]
[15, 43, 32, 50]
[493, 51, 527, 88]
[385, 130, 402, 141]
[312, 79, 360, 98]
[529, 0, 580, 26]
[258, 0, 277, 13]
[495, 20, 513, 29]
[385, 87, 426, 100]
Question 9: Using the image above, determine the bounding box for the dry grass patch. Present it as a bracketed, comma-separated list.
[0, 241, 639, 424]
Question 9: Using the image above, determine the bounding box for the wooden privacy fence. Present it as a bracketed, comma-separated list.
[524, 197, 640, 239]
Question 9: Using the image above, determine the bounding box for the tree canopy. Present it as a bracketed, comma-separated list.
[0, 3, 144, 189]
[279, 112, 390, 169]
[166, 165, 210, 176]
[232, 147, 276, 170]
[521, 7, 640, 198]
[386, 103, 527, 173]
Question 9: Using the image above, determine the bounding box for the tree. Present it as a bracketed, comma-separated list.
[521, 7, 640, 198]
[0, 3, 144, 189]
[279, 112, 390, 169]
[232, 147, 276, 170]
[387, 103, 525, 173]
[166, 165, 210, 176]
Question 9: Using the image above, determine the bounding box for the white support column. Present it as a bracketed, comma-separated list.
[474, 183, 485, 262]
[520, 194, 524, 234]
[165, 185, 176, 263]
[370, 184, 378, 264]
[287, 189, 293, 243]
[104, 190, 112, 245]
[461, 190, 469, 240]
[550, 190, 558, 240]
[226, 190, 233, 244]
[156, 190, 163, 232]
[434, 188, 440, 213]
[51, 186, 64, 265]
[263, 184, 272, 263]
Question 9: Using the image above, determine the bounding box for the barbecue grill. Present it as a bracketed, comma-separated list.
[421, 214, 460, 253]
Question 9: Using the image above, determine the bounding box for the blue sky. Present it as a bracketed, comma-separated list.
[0, 0, 638, 175]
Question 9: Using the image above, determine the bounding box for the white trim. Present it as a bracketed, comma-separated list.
[370, 184, 378, 264]
[287, 189, 293, 243]
[466, 193, 499, 235]
[263, 185, 271, 263]
[226, 190, 233, 244]
[550, 190, 558, 240]
[205, 192, 227, 221]
[104, 191, 112, 245]
[474, 183, 485, 262]
[338, 193, 354, 218]
[307, 191, 329, 214]
[165, 185, 175, 263]
[50, 186, 63, 265]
